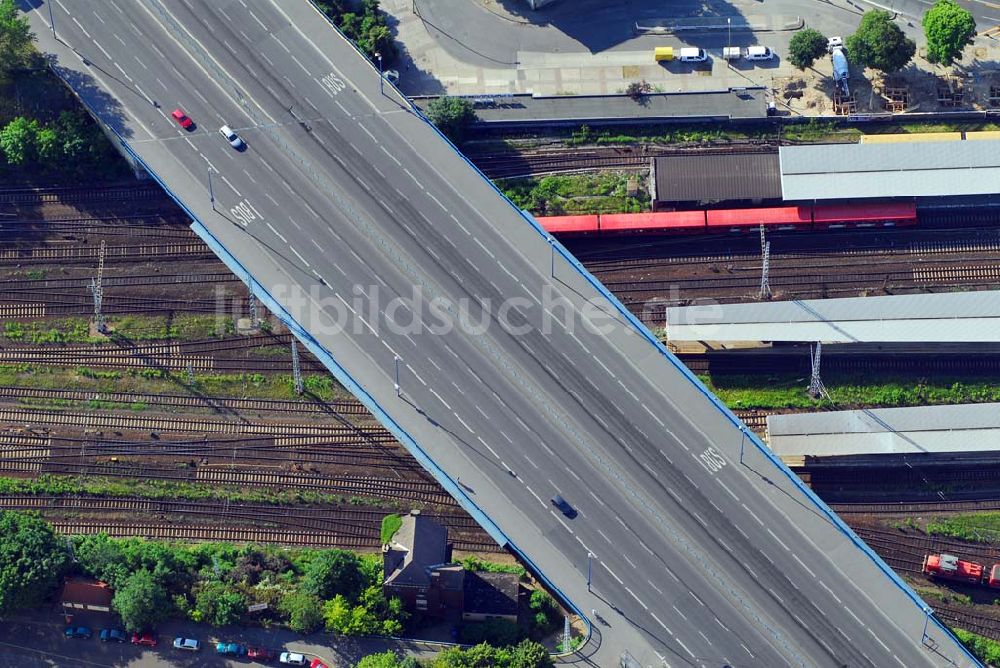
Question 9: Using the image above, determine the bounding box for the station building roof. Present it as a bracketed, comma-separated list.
[654, 152, 781, 205]
[778, 140, 1000, 200]
[664, 290, 1000, 343]
[767, 403, 1000, 457]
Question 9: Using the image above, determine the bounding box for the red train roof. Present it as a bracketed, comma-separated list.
[812, 202, 917, 223]
[599, 211, 705, 232]
[538, 215, 600, 234]
[925, 553, 984, 578]
[706, 206, 812, 227]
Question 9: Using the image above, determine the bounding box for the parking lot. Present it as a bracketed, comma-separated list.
[0, 610, 438, 668]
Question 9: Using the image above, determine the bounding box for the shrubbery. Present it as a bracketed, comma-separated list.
[313, 0, 397, 65]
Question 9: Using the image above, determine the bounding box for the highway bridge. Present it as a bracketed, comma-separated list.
[22, 2, 981, 666]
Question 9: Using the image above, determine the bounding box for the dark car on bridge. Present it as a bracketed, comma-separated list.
[551, 494, 577, 518]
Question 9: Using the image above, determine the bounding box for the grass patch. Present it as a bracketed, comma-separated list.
[0, 474, 403, 509]
[925, 513, 1000, 544]
[3, 318, 90, 343]
[0, 315, 234, 344]
[380, 513, 402, 544]
[497, 172, 649, 215]
[701, 373, 1000, 410]
[951, 627, 1000, 665]
[0, 364, 350, 403]
[459, 555, 526, 577]
[912, 585, 972, 606]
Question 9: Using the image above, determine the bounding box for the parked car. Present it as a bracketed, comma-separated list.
[744, 45, 774, 61]
[171, 108, 194, 130]
[131, 632, 157, 646]
[219, 124, 245, 150]
[678, 47, 708, 62]
[310, 660, 329, 668]
[173, 637, 200, 651]
[217, 642, 247, 655]
[280, 652, 307, 665]
[249, 646, 276, 661]
[551, 494, 577, 518]
[100, 628, 127, 643]
[64, 626, 92, 639]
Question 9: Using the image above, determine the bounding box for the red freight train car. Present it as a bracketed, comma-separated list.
[600, 211, 706, 234]
[812, 202, 917, 229]
[539, 215, 600, 236]
[705, 206, 813, 232]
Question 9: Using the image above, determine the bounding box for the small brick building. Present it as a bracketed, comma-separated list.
[61, 578, 113, 615]
[383, 510, 520, 622]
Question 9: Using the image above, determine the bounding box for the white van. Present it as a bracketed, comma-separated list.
[744, 46, 774, 61]
[678, 47, 708, 62]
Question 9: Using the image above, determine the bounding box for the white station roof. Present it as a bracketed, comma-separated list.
[779, 140, 1000, 200]
[767, 403, 1000, 457]
[664, 291, 1000, 343]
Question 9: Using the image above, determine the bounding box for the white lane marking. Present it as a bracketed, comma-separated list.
[133, 55, 149, 70]
[592, 355, 615, 378]
[473, 237, 496, 259]
[741, 643, 754, 657]
[625, 587, 648, 610]
[650, 613, 672, 635]
[72, 16, 92, 38]
[219, 174, 242, 197]
[596, 529, 613, 545]
[249, 10, 268, 30]
[265, 222, 287, 243]
[380, 145, 402, 165]
[113, 62, 132, 81]
[844, 606, 863, 625]
[647, 580, 664, 595]
[867, 628, 890, 653]
[675, 638, 695, 658]
[524, 485, 546, 508]
[818, 580, 843, 604]
[642, 404, 665, 426]
[405, 364, 427, 386]
[716, 478, 740, 502]
[449, 214, 471, 235]
[113, 34, 127, 48]
[766, 528, 790, 552]
[289, 246, 310, 267]
[476, 436, 499, 459]
[92, 40, 112, 60]
[523, 455, 539, 469]
[309, 239, 324, 252]
[427, 192, 447, 212]
[357, 122, 378, 142]
[600, 562, 624, 585]
[791, 553, 809, 572]
[500, 430, 512, 444]
[742, 503, 764, 526]
[273, 34, 291, 52]
[428, 388, 452, 410]
[242, 169, 258, 184]
[689, 591, 705, 606]
[403, 168, 423, 189]
[588, 491, 605, 507]
[454, 413, 474, 434]
[334, 100, 351, 116]
[622, 553, 637, 569]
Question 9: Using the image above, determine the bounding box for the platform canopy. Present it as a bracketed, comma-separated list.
[767, 403, 1000, 457]
[779, 139, 1000, 200]
[664, 291, 1000, 343]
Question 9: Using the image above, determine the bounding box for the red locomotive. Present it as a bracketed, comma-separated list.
[922, 553, 1000, 588]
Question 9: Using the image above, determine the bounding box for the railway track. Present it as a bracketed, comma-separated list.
[0, 385, 371, 416]
[0, 407, 393, 438]
[933, 602, 1000, 641]
[0, 494, 495, 548]
[833, 500, 1000, 515]
[0, 185, 170, 205]
[0, 243, 216, 265]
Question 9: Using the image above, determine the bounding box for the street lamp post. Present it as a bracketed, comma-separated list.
[376, 51, 384, 95]
[207, 168, 215, 211]
[48, 1, 56, 39]
[587, 552, 595, 592]
[727, 18, 732, 67]
[394, 355, 401, 397]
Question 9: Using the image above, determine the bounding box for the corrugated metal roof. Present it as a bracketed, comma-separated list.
[655, 152, 781, 204]
[767, 404, 1000, 457]
[860, 132, 962, 144]
[665, 291, 1000, 342]
[779, 140, 1000, 200]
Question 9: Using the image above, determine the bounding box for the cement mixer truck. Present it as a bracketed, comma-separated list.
[828, 36, 849, 95]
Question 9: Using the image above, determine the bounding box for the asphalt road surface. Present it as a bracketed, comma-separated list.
[22, 2, 980, 667]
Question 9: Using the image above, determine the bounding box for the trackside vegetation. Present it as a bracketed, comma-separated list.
[0, 510, 552, 668]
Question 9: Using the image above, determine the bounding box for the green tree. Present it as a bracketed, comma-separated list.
[52, 112, 92, 162]
[355, 652, 419, 668]
[193, 580, 246, 626]
[0, 116, 40, 165]
[528, 590, 560, 635]
[73, 533, 129, 588]
[426, 97, 477, 144]
[323, 594, 352, 633]
[847, 10, 916, 73]
[0, 511, 70, 613]
[280, 590, 324, 634]
[113, 569, 170, 632]
[0, 0, 35, 81]
[302, 549, 366, 601]
[923, 0, 976, 65]
[507, 640, 553, 668]
[788, 28, 829, 69]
